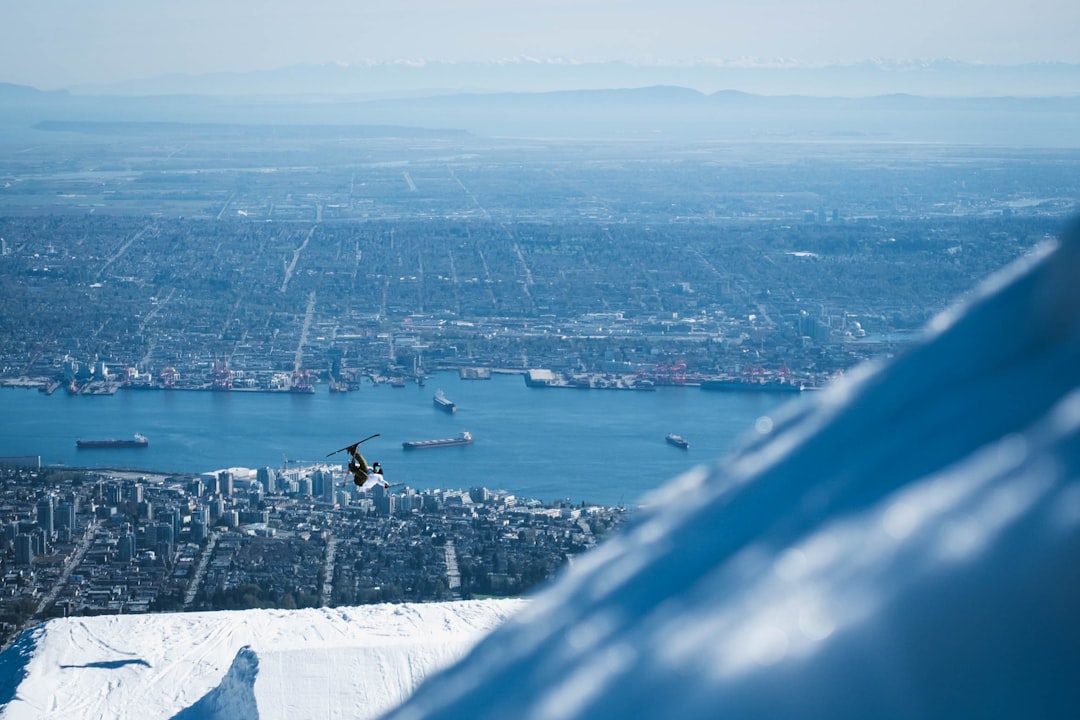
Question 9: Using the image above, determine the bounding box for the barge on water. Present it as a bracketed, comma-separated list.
[76, 433, 149, 449]
[433, 390, 457, 413]
[666, 433, 690, 449]
[402, 431, 473, 450]
[700, 379, 804, 393]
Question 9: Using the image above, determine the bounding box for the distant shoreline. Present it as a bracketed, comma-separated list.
[1, 369, 823, 395]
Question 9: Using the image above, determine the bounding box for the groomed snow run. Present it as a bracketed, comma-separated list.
[0, 599, 525, 720]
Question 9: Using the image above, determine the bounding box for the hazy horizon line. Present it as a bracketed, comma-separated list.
[6, 55, 1080, 95]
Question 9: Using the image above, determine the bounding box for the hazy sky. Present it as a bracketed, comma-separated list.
[3, 0, 1079, 89]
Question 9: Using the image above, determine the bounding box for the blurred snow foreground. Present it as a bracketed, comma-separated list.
[388, 217, 1080, 720]
[2, 220, 1079, 720]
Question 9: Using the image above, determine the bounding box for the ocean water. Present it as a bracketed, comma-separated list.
[0, 373, 799, 507]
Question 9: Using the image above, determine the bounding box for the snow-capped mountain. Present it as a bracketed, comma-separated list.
[386, 217, 1080, 718]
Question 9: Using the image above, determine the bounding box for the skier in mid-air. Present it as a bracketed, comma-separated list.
[347, 451, 388, 489]
[346, 445, 368, 486]
[327, 434, 388, 489]
[364, 461, 389, 490]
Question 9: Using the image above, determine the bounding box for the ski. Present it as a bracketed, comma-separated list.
[326, 433, 380, 457]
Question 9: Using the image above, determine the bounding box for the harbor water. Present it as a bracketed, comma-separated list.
[0, 373, 801, 507]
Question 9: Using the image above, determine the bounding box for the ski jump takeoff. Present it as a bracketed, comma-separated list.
[327, 433, 389, 489]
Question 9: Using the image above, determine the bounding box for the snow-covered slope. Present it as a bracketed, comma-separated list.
[0, 600, 525, 720]
[387, 218, 1080, 719]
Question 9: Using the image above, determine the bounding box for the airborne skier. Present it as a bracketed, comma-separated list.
[346, 449, 388, 489]
[326, 433, 390, 490]
[326, 434, 388, 488]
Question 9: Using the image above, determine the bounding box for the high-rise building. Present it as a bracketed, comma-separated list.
[398, 493, 423, 513]
[36, 495, 54, 535]
[256, 466, 277, 494]
[15, 534, 33, 565]
[106, 483, 123, 505]
[316, 469, 336, 504]
[311, 469, 326, 499]
[162, 507, 181, 539]
[373, 489, 395, 517]
[144, 523, 158, 549]
[56, 502, 76, 530]
[218, 471, 234, 497]
[154, 522, 174, 559]
[31, 528, 47, 556]
[118, 533, 136, 562]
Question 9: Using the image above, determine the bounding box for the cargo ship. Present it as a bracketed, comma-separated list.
[402, 431, 473, 450]
[700, 379, 804, 393]
[666, 433, 690, 449]
[76, 433, 149, 449]
[433, 390, 457, 413]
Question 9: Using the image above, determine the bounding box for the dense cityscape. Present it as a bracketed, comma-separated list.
[1, 135, 1075, 395]
[0, 462, 625, 650]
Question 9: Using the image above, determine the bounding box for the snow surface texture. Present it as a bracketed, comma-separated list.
[387, 218, 1080, 719]
[0, 600, 525, 720]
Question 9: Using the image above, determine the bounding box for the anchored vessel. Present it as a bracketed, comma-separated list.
[700, 379, 804, 393]
[433, 390, 457, 413]
[76, 433, 149, 449]
[402, 431, 473, 450]
[666, 433, 690, 449]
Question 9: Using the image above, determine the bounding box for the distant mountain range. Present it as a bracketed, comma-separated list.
[4, 58, 1080, 147]
[65, 59, 1080, 99]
